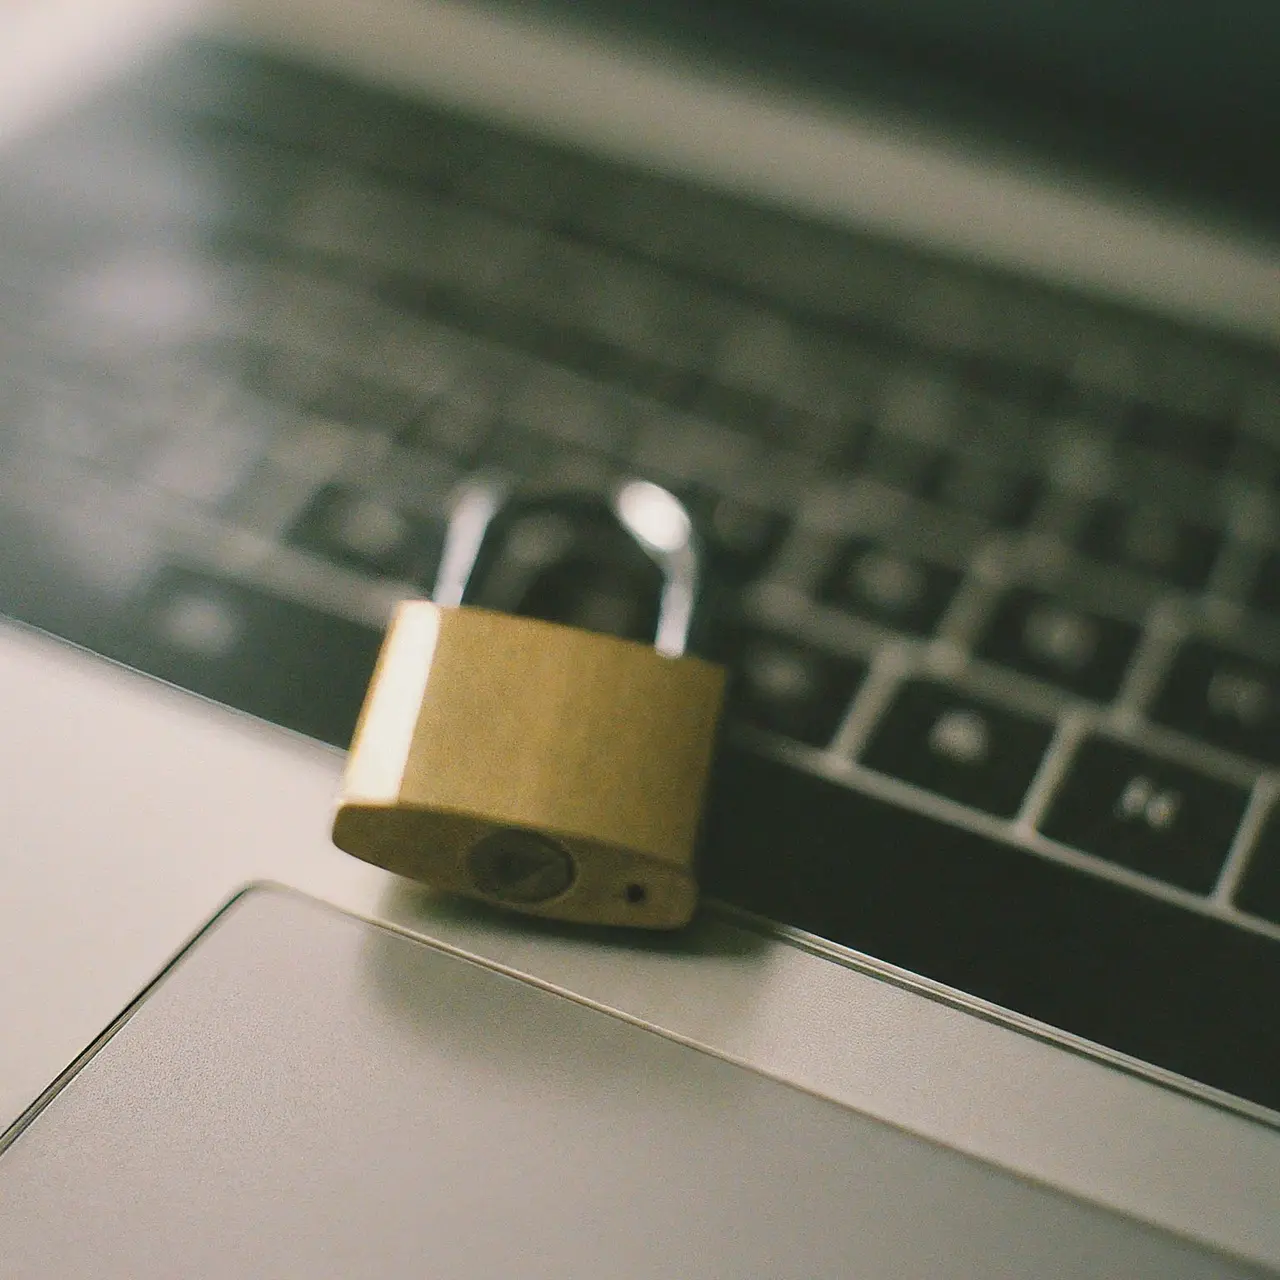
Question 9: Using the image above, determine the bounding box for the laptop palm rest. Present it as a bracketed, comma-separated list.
[0, 885, 1257, 1278]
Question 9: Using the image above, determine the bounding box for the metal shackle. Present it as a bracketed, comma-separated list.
[431, 475, 701, 658]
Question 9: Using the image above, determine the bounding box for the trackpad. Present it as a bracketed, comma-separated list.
[0, 887, 1252, 1278]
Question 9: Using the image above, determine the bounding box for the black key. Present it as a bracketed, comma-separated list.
[721, 630, 866, 747]
[833, 420, 871, 473]
[688, 488, 790, 585]
[287, 483, 445, 585]
[1040, 738, 1249, 894]
[931, 456, 1042, 529]
[105, 567, 385, 747]
[304, 374, 424, 434]
[818, 539, 962, 636]
[1151, 641, 1280, 764]
[1237, 805, 1280, 925]
[12, 380, 147, 469]
[402, 396, 492, 466]
[958, 354, 1064, 411]
[690, 380, 778, 440]
[860, 681, 1054, 817]
[976, 588, 1140, 702]
[1249, 548, 1280, 616]
[700, 745, 1280, 1111]
[475, 421, 568, 479]
[223, 338, 311, 408]
[1121, 403, 1238, 473]
[857, 428, 947, 495]
[381, 275, 700, 410]
[1075, 501, 1221, 591]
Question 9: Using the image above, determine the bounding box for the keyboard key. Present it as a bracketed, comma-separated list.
[18, 381, 151, 469]
[859, 681, 1054, 816]
[404, 392, 494, 465]
[287, 483, 445, 586]
[141, 412, 270, 508]
[689, 379, 781, 441]
[303, 373, 424, 434]
[477, 420, 576, 480]
[689, 488, 790, 585]
[1040, 738, 1249, 893]
[930, 455, 1042, 528]
[1075, 501, 1221, 590]
[700, 745, 1280, 1111]
[721, 630, 866, 747]
[1151, 641, 1280, 764]
[818, 539, 962, 636]
[976, 588, 1140, 701]
[1120, 403, 1238, 473]
[502, 362, 632, 456]
[851, 428, 947, 495]
[958, 353, 1064, 411]
[106, 567, 385, 747]
[1237, 805, 1280, 925]
[226, 338, 316, 409]
[1249, 548, 1280, 616]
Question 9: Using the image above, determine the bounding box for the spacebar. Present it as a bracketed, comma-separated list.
[698, 746, 1280, 1113]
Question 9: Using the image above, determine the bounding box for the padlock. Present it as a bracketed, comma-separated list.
[332, 477, 725, 928]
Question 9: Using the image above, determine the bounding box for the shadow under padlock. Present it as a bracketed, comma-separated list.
[332, 477, 726, 928]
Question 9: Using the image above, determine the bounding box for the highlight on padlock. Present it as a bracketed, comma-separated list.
[332, 600, 725, 928]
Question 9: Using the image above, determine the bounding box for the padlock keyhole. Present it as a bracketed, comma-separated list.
[624, 883, 648, 906]
[468, 829, 576, 905]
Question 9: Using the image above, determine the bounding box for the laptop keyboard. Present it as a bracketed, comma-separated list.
[1, 44, 1278, 1113]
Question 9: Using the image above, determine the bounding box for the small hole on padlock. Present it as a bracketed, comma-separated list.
[623, 883, 648, 905]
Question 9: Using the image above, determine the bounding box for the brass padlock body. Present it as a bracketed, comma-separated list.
[334, 600, 724, 927]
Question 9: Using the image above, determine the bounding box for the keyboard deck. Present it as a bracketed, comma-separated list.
[1, 44, 1278, 1113]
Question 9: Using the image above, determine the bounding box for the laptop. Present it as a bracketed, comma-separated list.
[1, 0, 1278, 1268]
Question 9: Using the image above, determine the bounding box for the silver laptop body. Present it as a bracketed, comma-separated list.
[1, 0, 1278, 1270]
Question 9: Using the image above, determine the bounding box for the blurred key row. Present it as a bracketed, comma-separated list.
[3, 337, 1268, 616]
[205, 307, 1258, 579]
[722, 644, 1277, 919]
[725, 599, 1280, 764]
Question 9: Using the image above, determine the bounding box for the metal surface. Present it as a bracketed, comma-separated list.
[334, 601, 724, 926]
[0, 885, 1268, 1279]
[2, 621, 1279, 1268]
